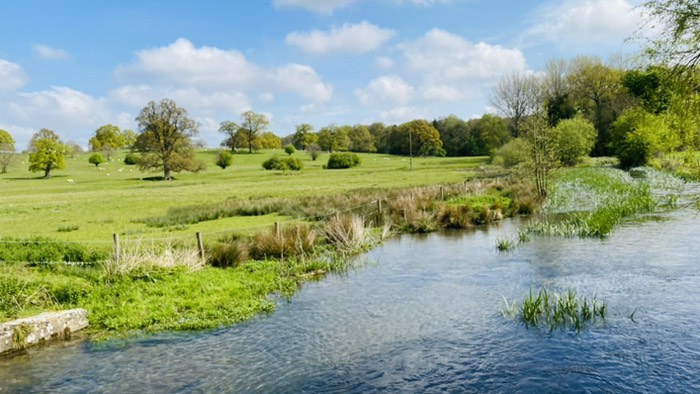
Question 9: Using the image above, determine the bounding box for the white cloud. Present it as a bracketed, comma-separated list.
[398, 28, 528, 83]
[422, 85, 463, 101]
[375, 56, 394, 69]
[286, 21, 395, 55]
[0, 60, 29, 92]
[355, 75, 414, 105]
[110, 85, 251, 115]
[33, 44, 70, 60]
[273, 0, 358, 14]
[271, 63, 334, 102]
[117, 38, 260, 89]
[380, 106, 426, 123]
[525, 0, 641, 47]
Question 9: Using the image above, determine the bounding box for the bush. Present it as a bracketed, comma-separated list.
[123, 153, 139, 165]
[306, 143, 322, 161]
[284, 144, 296, 156]
[215, 150, 234, 169]
[551, 116, 597, 166]
[208, 236, 249, 268]
[611, 108, 666, 168]
[261, 156, 303, 171]
[88, 153, 105, 167]
[325, 153, 361, 169]
[491, 138, 529, 168]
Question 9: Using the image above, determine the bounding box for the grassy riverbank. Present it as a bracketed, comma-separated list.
[2, 150, 541, 335]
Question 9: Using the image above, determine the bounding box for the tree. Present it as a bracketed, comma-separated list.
[65, 141, 83, 158]
[610, 108, 667, 168]
[317, 124, 350, 152]
[219, 120, 240, 151]
[348, 125, 377, 152]
[551, 115, 597, 165]
[543, 59, 577, 126]
[292, 124, 316, 150]
[28, 128, 68, 178]
[473, 114, 511, 155]
[433, 115, 473, 156]
[306, 143, 322, 160]
[642, 0, 700, 68]
[90, 125, 126, 151]
[490, 71, 544, 136]
[122, 129, 138, 148]
[88, 153, 105, 167]
[239, 111, 270, 153]
[567, 56, 631, 156]
[0, 129, 17, 173]
[391, 120, 446, 156]
[523, 114, 559, 198]
[284, 144, 296, 155]
[133, 99, 202, 181]
[255, 132, 282, 150]
[215, 150, 234, 169]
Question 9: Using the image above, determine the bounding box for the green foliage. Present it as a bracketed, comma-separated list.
[28, 128, 68, 178]
[622, 66, 673, 114]
[292, 123, 316, 150]
[215, 150, 234, 169]
[348, 125, 377, 153]
[389, 119, 446, 157]
[133, 99, 202, 180]
[0, 129, 17, 173]
[504, 288, 607, 332]
[0, 129, 15, 148]
[208, 235, 249, 268]
[325, 152, 361, 169]
[491, 138, 530, 167]
[123, 153, 140, 165]
[284, 144, 296, 156]
[642, 0, 700, 68]
[255, 132, 282, 150]
[239, 111, 270, 153]
[0, 237, 108, 263]
[611, 108, 666, 168]
[317, 124, 350, 152]
[218, 120, 240, 151]
[551, 115, 597, 165]
[88, 153, 105, 167]
[473, 114, 511, 155]
[262, 156, 303, 171]
[89, 124, 126, 151]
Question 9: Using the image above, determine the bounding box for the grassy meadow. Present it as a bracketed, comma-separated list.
[0, 150, 488, 245]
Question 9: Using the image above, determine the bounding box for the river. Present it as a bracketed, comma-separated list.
[2, 207, 700, 393]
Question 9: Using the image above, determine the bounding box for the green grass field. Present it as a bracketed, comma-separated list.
[0, 150, 488, 244]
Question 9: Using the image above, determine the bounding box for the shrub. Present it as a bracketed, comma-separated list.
[325, 153, 360, 169]
[250, 223, 317, 259]
[215, 150, 234, 169]
[284, 144, 296, 156]
[123, 153, 139, 165]
[306, 143, 322, 161]
[208, 236, 249, 268]
[551, 115, 597, 166]
[262, 156, 303, 171]
[88, 153, 105, 167]
[610, 108, 666, 168]
[491, 138, 529, 168]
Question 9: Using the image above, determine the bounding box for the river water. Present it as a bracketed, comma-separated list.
[2, 209, 700, 393]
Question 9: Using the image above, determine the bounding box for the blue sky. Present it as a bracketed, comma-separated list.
[0, 0, 646, 149]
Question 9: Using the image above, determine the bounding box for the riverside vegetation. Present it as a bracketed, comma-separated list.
[1, 150, 541, 336]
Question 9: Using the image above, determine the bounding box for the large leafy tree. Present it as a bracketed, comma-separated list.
[133, 99, 201, 181]
[317, 124, 350, 152]
[89, 124, 126, 151]
[28, 128, 69, 178]
[390, 120, 446, 157]
[219, 120, 240, 151]
[239, 111, 270, 153]
[348, 125, 377, 153]
[0, 129, 17, 173]
[292, 123, 317, 150]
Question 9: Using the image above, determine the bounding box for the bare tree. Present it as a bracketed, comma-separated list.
[490, 71, 544, 137]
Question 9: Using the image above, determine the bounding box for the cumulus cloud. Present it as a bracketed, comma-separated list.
[380, 106, 426, 123]
[525, 0, 642, 47]
[0, 60, 29, 92]
[273, 0, 358, 14]
[271, 63, 333, 102]
[117, 38, 260, 89]
[355, 75, 414, 105]
[286, 21, 395, 55]
[33, 44, 70, 60]
[398, 28, 528, 84]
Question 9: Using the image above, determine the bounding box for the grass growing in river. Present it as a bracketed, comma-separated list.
[502, 288, 607, 332]
[527, 168, 659, 238]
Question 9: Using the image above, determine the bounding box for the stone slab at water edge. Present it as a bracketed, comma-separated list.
[0, 309, 88, 355]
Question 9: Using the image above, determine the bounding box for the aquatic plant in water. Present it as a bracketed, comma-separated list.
[502, 288, 607, 332]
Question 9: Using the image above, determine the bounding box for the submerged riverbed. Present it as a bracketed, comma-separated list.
[2, 207, 700, 392]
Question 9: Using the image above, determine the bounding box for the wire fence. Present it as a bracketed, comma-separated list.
[0, 180, 482, 265]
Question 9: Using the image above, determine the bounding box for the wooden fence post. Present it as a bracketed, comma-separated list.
[274, 222, 280, 238]
[196, 232, 205, 261]
[440, 186, 445, 200]
[112, 233, 120, 262]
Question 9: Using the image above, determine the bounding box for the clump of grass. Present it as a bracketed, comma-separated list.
[504, 288, 607, 332]
[207, 235, 250, 268]
[250, 223, 317, 260]
[103, 238, 204, 278]
[495, 237, 516, 252]
[323, 214, 375, 254]
[528, 168, 659, 238]
[0, 237, 108, 263]
[57, 225, 79, 233]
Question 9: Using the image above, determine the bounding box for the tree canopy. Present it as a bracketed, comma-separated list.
[239, 111, 270, 153]
[133, 99, 202, 180]
[28, 128, 68, 178]
[0, 129, 17, 173]
[89, 124, 126, 152]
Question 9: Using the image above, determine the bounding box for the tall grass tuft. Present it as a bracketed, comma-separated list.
[103, 238, 204, 277]
[323, 214, 375, 254]
[504, 287, 607, 332]
[250, 223, 317, 260]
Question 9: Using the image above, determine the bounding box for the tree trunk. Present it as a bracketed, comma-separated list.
[43, 166, 51, 179]
[164, 166, 171, 181]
